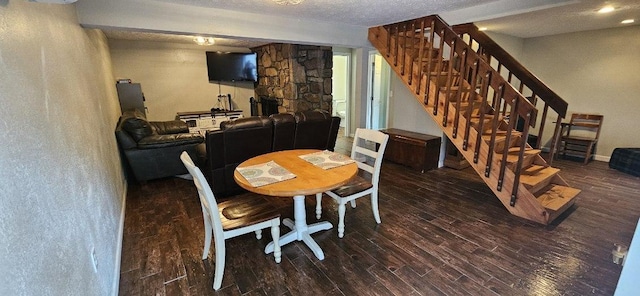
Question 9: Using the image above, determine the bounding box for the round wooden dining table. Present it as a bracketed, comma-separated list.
[234, 149, 358, 260]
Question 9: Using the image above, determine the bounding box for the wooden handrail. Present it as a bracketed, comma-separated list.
[432, 16, 538, 123]
[452, 23, 568, 118]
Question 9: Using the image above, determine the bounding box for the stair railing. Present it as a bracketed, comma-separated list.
[452, 23, 568, 165]
[380, 15, 538, 206]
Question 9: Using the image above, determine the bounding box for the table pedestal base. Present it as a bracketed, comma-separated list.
[265, 195, 332, 260]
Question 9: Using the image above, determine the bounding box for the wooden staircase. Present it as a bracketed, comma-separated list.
[369, 15, 580, 224]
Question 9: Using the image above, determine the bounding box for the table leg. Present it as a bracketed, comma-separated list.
[265, 195, 333, 260]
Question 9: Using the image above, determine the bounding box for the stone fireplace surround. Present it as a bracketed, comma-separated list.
[253, 43, 332, 113]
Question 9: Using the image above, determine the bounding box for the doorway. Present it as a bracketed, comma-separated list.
[332, 52, 350, 135]
[367, 51, 390, 130]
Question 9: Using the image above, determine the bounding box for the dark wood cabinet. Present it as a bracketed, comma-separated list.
[380, 128, 441, 173]
[116, 83, 146, 115]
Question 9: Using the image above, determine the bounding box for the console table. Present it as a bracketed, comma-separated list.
[380, 128, 441, 173]
[176, 110, 243, 135]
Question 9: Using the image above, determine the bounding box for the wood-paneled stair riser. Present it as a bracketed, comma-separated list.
[368, 16, 580, 224]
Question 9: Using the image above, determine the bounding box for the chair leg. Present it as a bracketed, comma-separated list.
[584, 142, 594, 164]
[254, 229, 262, 240]
[371, 190, 381, 224]
[337, 202, 346, 238]
[202, 217, 212, 260]
[315, 193, 323, 219]
[212, 239, 226, 290]
[270, 223, 281, 263]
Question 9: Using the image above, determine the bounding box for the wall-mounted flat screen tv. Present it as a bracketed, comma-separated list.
[206, 52, 258, 82]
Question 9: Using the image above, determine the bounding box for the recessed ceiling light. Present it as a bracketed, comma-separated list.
[272, 0, 304, 4]
[478, 27, 488, 31]
[598, 6, 615, 13]
[621, 19, 635, 24]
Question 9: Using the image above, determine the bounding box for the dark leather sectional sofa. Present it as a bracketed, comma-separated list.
[115, 109, 204, 182]
[200, 109, 341, 197]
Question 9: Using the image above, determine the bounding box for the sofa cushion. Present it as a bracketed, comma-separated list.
[115, 130, 137, 150]
[293, 110, 333, 150]
[221, 116, 271, 131]
[327, 116, 341, 152]
[270, 113, 296, 151]
[222, 119, 273, 164]
[150, 120, 189, 135]
[137, 134, 204, 149]
[122, 111, 153, 142]
[204, 116, 273, 197]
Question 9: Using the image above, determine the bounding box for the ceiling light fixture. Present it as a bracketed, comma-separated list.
[478, 27, 488, 31]
[272, 0, 304, 5]
[194, 36, 215, 46]
[621, 19, 635, 24]
[597, 6, 615, 13]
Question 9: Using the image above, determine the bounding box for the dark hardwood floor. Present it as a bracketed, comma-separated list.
[119, 134, 639, 295]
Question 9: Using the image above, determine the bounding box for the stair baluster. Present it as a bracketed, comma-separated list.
[399, 23, 408, 76]
[474, 71, 492, 164]
[442, 39, 457, 126]
[511, 112, 532, 206]
[416, 19, 426, 96]
[393, 24, 399, 66]
[433, 27, 447, 116]
[423, 21, 435, 106]
[498, 95, 520, 191]
[385, 25, 391, 58]
[451, 48, 467, 136]
[549, 115, 564, 162]
[485, 84, 505, 177]
[462, 59, 480, 151]
[406, 21, 415, 83]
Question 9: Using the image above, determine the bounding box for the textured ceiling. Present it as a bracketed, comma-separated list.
[103, 0, 640, 46]
[476, 0, 640, 38]
[150, 0, 497, 27]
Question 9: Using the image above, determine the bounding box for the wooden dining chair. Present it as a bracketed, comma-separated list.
[315, 128, 389, 238]
[560, 113, 603, 164]
[180, 152, 281, 290]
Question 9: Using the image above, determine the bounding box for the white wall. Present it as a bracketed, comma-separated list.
[387, 74, 447, 166]
[485, 31, 524, 60]
[350, 48, 372, 136]
[388, 75, 443, 136]
[521, 25, 640, 159]
[0, 2, 124, 295]
[109, 40, 256, 121]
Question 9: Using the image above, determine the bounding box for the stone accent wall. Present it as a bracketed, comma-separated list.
[254, 44, 332, 113]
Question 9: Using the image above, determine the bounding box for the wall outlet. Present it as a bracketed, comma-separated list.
[91, 247, 98, 273]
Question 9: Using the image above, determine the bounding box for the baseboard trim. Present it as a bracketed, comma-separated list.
[112, 180, 127, 296]
[540, 147, 609, 163]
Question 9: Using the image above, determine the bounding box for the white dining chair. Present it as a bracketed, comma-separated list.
[315, 128, 389, 238]
[180, 152, 281, 290]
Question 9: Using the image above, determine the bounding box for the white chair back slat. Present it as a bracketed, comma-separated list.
[180, 151, 281, 290]
[350, 129, 389, 185]
[180, 152, 225, 236]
